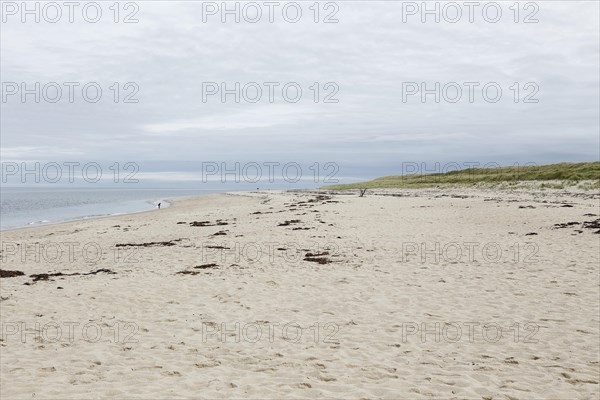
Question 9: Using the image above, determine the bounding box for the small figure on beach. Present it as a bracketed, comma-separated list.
[158, 202, 161, 209]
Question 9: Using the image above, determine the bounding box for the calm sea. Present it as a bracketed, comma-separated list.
[0, 187, 224, 230]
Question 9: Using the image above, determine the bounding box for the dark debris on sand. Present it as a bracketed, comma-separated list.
[553, 218, 600, 234]
[583, 219, 600, 230]
[177, 263, 218, 275]
[305, 252, 329, 257]
[116, 239, 182, 247]
[176, 270, 201, 276]
[304, 257, 333, 265]
[189, 220, 229, 227]
[309, 195, 335, 203]
[28, 268, 115, 283]
[283, 194, 340, 211]
[553, 222, 580, 229]
[0, 269, 25, 278]
[304, 252, 332, 264]
[194, 263, 218, 269]
[278, 219, 301, 226]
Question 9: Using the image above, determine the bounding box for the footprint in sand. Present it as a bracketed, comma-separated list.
[161, 371, 182, 377]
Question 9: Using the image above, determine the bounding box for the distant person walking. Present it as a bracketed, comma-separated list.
[158, 202, 161, 209]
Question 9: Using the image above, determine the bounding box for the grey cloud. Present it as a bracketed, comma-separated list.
[1, 1, 598, 182]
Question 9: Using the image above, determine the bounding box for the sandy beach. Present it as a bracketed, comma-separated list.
[1, 188, 599, 399]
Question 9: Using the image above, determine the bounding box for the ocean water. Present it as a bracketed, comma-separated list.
[0, 188, 223, 230]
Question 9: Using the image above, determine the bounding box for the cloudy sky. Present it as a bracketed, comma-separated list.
[1, 1, 599, 186]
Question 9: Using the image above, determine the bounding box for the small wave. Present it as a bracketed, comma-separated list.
[28, 220, 50, 225]
[82, 214, 109, 219]
[4, 190, 210, 230]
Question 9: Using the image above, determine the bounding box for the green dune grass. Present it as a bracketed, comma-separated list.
[324, 162, 600, 190]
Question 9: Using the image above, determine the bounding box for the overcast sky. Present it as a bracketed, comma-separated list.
[1, 1, 599, 185]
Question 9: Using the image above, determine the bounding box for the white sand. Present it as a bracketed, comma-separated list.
[1, 188, 599, 399]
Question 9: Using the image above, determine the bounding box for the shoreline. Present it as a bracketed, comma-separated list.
[0, 202, 166, 234]
[3, 185, 597, 234]
[0, 189, 322, 233]
[0, 191, 225, 233]
[0, 190, 266, 234]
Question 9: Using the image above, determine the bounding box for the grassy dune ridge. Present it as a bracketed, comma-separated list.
[324, 162, 600, 189]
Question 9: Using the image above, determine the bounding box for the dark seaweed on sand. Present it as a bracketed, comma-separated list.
[0, 269, 25, 278]
[29, 268, 115, 283]
[116, 239, 182, 247]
